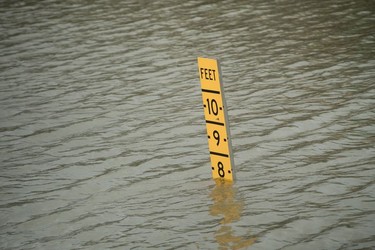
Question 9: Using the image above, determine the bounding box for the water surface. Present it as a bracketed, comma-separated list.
[1, 0, 374, 249]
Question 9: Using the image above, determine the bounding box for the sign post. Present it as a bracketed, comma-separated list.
[197, 57, 234, 181]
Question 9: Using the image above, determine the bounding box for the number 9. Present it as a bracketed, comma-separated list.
[213, 130, 220, 146]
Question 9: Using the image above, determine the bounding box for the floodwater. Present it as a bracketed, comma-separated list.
[1, 0, 374, 249]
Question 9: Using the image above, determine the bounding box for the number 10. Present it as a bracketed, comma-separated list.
[206, 98, 218, 115]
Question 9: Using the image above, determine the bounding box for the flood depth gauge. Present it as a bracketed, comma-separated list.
[197, 57, 234, 181]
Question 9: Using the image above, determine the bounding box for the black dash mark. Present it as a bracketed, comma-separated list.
[202, 89, 220, 94]
[206, 120, 224, 126]
[210, 151, 229, 158]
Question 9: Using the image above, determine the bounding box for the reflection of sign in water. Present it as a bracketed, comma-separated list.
[210, 180, 256, 249]
[197, 57, 234, 181]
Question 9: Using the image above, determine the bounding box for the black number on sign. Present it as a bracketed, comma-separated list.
[218, 161, 225, 177]
[213, 130, 220, 146]
[206, 98, 218, 115]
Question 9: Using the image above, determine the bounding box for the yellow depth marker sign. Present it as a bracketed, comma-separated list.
[197, 57, 234, 181]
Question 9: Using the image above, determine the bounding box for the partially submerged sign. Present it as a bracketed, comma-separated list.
[197, 57, 234, 181]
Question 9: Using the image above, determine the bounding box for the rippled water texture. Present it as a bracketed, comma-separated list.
[1, 0, 374, 249]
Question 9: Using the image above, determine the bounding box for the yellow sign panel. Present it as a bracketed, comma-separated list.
[197, 57, 234, 181]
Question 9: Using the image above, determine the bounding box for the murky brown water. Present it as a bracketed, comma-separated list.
[1, 0, 374, 249]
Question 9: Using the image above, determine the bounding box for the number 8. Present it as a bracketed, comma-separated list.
[218, 161, 225, 177]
